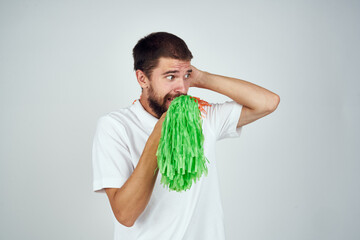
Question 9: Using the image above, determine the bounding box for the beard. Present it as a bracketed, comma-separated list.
[147, 84, 186, 119]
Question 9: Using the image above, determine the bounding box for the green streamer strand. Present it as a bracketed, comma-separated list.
[155, 95, 210, 192]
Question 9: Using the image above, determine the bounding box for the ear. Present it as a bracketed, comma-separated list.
[136, 70, 150, 89]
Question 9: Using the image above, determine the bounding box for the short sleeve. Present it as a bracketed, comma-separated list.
[204, 100, 243, 141]
[92, 115, 134, 193]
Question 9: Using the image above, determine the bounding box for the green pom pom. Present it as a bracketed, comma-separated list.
[155, 95, 210, 192]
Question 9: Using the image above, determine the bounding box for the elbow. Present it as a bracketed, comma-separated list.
[120, 219, 135, 228]
[268, 94, 280, 112]
[115, 212, 136, 228]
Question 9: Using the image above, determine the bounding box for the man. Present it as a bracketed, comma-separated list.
[92, 32, 280, 239]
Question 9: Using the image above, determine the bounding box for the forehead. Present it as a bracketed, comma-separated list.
[155, 57, 191, 72]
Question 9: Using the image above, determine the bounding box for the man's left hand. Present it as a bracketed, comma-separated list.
[190, 65, 206, 88]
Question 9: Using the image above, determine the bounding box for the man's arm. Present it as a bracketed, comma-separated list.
[190, 66, 280, 127]
[104, 112, 166, 227]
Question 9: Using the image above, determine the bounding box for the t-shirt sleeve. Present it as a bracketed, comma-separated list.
[204, 100, 243, 141]
[92, 115, 134, 193]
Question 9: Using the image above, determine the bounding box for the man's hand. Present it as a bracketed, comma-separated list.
[157, 111, 167, 126]
[159, 111, 167, 121]
[190, 65, 206, 88]
[153, 111, 167, 139]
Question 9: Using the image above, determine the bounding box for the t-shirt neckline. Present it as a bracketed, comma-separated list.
[131, 99, 158, 131]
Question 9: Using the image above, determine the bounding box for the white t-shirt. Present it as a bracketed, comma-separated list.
[92, 99, 243, 240]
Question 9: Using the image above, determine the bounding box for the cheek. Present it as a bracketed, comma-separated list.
[151, 82, 167, 97]
[161, 83, 173, 95]
[185, 80, 191, 87]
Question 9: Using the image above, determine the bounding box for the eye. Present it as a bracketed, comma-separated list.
[166, 75, 175, 80]
[185, 73, 191, 79]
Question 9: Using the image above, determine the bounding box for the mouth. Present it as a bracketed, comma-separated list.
[167, 97, 175, 104]
[166, 94, 184, 105]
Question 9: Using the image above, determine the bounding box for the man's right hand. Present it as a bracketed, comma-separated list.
[153, 111, 167, 137]
[159, 111, 167, 122]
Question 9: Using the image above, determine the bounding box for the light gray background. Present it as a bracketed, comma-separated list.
[1, 0, 359, 239]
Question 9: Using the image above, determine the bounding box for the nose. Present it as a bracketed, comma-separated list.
[174, 79, 187, 94]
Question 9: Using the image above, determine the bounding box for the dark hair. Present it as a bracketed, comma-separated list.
[132, 32, 193, 80]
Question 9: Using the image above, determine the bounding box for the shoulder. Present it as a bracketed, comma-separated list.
[202, 100, 242, 118]
[95, 105, 134, 136]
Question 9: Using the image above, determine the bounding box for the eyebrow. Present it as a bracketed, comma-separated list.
[162, 69, 192, 76]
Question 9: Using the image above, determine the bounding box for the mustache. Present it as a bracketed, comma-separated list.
[164, 93, 187, 101]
